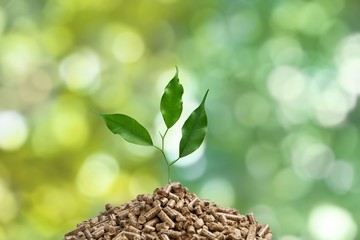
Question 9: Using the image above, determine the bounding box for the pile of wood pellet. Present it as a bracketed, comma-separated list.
[64, 182, 272, 240]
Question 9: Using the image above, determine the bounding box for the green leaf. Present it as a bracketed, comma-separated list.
[179, 90, 209, 158]
[160, 67, 184, 129]
[99, 114, 153, 146]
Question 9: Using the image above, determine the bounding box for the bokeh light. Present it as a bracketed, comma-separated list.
[292, 141, 335, 180]
[59, 49, 101, 92]
[0, 111, 28, 151]
[76, 153, 119, 198]
[308, 204, 357, 240]
[267, 66, 306, 103]
[112, 29, 145, 63]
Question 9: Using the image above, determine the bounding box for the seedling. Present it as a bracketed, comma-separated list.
[99, 67, 208, 183]
[66, 69, 273, 240]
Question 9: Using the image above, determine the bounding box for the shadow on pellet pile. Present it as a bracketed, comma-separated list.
[64, 182, 272, 240]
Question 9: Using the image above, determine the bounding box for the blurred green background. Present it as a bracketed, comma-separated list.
[0, 0, 359, 239]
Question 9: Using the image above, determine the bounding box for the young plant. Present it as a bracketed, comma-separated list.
[99, 67, 208, 183]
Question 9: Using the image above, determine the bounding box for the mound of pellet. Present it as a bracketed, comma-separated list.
[64, 182, 272, 240]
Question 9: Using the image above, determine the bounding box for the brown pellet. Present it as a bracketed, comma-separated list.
[128, 219, 141, 229]
[188, 198, 198, 211]
[144, 206, 161, 221]
[160, 229, 182, 239]
[175, 199, 184, 210]
[145, 218, 159, 227]
[203, 214, 215, 222]
[246, 224, 257, 240]
[122, 231, 141, 240]
[194, 218, 204, 229]
[143, 225, 155, 233]
[160, 197, 168, 206]
[168, 192, 179, 201]
[159, 234, 170, 240]
[164, 184, 172, 194]
[187, 225, 196, 234]
[167, 199, 176, 208]
[207, 222, 224, 231]
[229, 232, 242, 240]
[83, 229, 92, 239]
[117, 209, 131, 220]
[125, 225, 141, 234]
[143, 233, 156, 240]
[218, 212, 244, 222]
[157, 210, 175, 228]
[181, 206, 190, 216]
[257, 224, 270, 237]
[137, 213, 146, 224]
[219, 214, 227, 225]
[198, 228, 216, 239]
[247, 212, 256, 224]
[92, 227, 104, 238]
[105, 203, 113, 211]
[156, 223, 169, 231]
[163, 206, 177, 219]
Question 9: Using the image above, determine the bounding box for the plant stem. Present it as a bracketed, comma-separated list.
[153, 128, 172, 183]
[161, 128, 169, 150]
[170, 157, 181, 166]
[154, 128, 184, 183]
[167, 164, 171, 184]
[153, 145, 169, 168]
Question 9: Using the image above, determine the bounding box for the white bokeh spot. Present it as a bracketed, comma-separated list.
[308, 204, 357, 240]
[0, 111, 28, 151]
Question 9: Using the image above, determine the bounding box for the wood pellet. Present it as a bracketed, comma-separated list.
[64, 182, 272, 240]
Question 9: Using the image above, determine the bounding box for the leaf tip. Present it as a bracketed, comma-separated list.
[202, 89, 210, 104]
[205, 88, 210, 95]
[173, 66, 179, 81]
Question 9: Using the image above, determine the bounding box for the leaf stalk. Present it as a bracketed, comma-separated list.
[153, 128, 174, 183]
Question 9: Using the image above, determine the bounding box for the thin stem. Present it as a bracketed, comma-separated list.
[161, 128, 169, 150]
[153, 145, 169, 167]
[153, 127, 172, 183]
[170, 157, 181, 166]
[167, 165, 171, 184]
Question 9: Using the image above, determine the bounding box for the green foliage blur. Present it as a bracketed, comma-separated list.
[0, 0, 359, 239]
